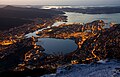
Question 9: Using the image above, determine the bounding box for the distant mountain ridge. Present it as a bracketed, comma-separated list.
[58, 6, 120, 14]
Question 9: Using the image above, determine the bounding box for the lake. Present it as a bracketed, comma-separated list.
[36, 38, 78, 54]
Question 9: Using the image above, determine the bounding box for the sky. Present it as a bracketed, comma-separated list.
[0, 0, 120, 6]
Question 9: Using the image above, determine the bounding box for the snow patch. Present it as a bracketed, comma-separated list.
[42, 60, 120, 77]
[97, 59, 108, 64]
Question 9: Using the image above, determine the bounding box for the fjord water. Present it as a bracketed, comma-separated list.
[52, 12, 120, 27]
[42, 5, 120, 23]
[65, 12, 120, 24]
[26, 5, 120, 54]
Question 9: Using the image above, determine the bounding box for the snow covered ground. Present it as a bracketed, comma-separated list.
[42, 60, 120, 77]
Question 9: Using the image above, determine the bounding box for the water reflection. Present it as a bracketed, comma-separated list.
[25, 12, 120, 38]
[65, 12, 120, 24]
[36, 38, 78, 54]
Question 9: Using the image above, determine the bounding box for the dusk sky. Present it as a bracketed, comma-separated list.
[0, 0, 120, 6]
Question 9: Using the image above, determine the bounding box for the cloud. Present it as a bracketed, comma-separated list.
[0, 0, 120, 5]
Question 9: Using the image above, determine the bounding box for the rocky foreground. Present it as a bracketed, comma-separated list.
[42, 60, 120, 77]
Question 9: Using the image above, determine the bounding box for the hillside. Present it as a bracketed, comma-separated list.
[58, 6, 120, 14]
[0, 5, 64, 31]
[42, 60, 120, 77]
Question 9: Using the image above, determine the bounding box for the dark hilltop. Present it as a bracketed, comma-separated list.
[58, 6, 120, 14]
[0, 5, 64, 31]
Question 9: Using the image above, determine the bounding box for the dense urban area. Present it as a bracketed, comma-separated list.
[0, 5, 120, 77]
